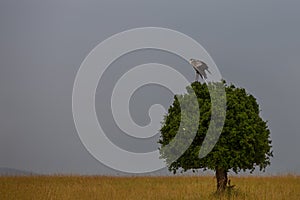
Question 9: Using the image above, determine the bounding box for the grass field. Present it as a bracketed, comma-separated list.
[1, 175, 300, 200]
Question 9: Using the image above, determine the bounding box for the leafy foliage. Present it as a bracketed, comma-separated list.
[159, 81, 273, 174]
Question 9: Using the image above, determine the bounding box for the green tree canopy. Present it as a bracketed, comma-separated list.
[159, 81, 273, 192]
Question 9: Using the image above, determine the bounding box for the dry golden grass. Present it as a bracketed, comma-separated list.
[0, 175, 300, 200]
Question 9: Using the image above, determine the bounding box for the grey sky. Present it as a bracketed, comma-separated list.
[0, 0, 299, 175]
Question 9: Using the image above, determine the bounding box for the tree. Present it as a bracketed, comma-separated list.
[159, 81, 273, 193]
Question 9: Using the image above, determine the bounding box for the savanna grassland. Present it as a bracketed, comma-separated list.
[1, 175, 300, 200]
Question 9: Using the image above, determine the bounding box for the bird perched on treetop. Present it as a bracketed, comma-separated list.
[189, 58, 211, 82]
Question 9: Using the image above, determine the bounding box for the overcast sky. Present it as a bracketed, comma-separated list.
[0, 0, 299, 175]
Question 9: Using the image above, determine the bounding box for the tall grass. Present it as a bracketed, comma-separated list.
[1, 175, 299, 199]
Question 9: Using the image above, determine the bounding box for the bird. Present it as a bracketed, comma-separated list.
[189, 58, 211, 82]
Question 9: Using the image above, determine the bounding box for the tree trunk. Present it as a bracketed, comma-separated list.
[215, 168, 228, 193]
